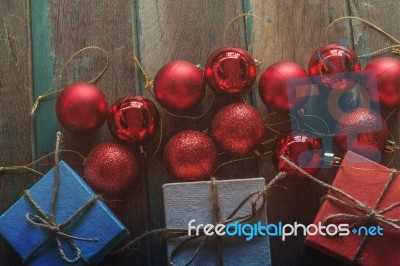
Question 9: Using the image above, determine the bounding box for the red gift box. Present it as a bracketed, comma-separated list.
[305, 151, 400, 266]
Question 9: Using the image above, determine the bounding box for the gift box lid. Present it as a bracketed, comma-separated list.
[305, 151, 400, 265]
[0, 161, 129, 265]
[163, 177, 271, 266]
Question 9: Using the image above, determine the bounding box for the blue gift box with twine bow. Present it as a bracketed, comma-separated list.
[0, 160, 129, 265]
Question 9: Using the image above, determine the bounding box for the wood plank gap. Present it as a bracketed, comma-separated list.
[26, 0, 36, 161]
[344, 0, 355, 50]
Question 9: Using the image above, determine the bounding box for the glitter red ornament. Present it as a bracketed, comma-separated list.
[211, 103, 265, 157]
[335, 108, 389, 160]
[273, 131, 323, 179]
[258, 61, 311, 112]
[164, 130, 217, 182]
[107, 95, 159, 145]
[308, 44, 361, 90]
[55, 82, 108, 133]
[153, 60, 206, 112]
[361, 57, 400, 108]
[84, 142, 139, 196]
[205, 47, 256, 95]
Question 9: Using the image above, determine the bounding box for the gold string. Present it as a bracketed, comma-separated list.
[31, 46, 109, 115]
[151, 108, 163, 157]
[130, 53, 215, 120]
[385, 107, 399, 122]
[223, 12, 269, 61]
[325, 16, 400, 58]
[212, 151, 272, 176]
[0, 150, 85, 176]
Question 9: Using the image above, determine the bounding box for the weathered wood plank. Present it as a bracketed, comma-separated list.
[136, 1, 253, 265]
[245, 1, 352, 265]
[348, 0, 400, 171]
[36, 1, 148, 265]
[0, 1, 34, 265]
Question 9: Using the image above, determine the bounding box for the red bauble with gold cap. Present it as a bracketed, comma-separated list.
[361, 57, 400, 108]
[164, 130, 217, 182]
[56, 82, 108, 133]
[205, 47, 256, 95]
[273, 131, 323, 179]
[308, 44, 361, 90]
[153, 60, 206, 112]
[211, 103, 265, 157]
[107, 95, 159, 145]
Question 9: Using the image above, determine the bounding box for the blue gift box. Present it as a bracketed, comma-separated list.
[0, 161, 129, 265]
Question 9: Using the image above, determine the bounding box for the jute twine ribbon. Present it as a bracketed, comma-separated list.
[113, 155, 399, 265]
[23, 132, 101, 264]
[280, 156, 400, 263]
[112, 173, 287, 266]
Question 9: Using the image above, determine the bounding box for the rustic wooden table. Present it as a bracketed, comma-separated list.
[1, 0, 399, 265]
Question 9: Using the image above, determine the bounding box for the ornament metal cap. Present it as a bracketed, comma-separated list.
[385, 140, 400, 153]
[322, 152, 341, 166]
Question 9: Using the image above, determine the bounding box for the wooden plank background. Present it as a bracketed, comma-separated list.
[0, 0, 399, 265]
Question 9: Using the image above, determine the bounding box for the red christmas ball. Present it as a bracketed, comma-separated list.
[211, 103, 265, 156]
[56, 82, 108, 133]
[308, 44, 361, 90]
[273, 131, 323, 179]
[107, 95, 159, 145]
[258, 61, 311, 112]
[164, 130, 217, 182]
[205, 47, 256, 95]
[335, 108, 389, 160]
[84, 142, 139, 196]
[361, 57, 400, 108]
[153, 60, 206, 112]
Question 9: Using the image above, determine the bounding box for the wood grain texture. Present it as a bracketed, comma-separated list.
[348, 0, 400, 171]
[1, 0, 399, 265]
[136, 1, 253, 265]
[0, 0, 34, 265]
[45, 1, 148, 265]
[245, 1, 352, 265]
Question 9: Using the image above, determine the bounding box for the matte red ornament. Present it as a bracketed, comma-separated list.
[107, 95, 159, 145]
[308, 44, 361, 90]
[84, 142, 139, 196]
[164, 130, 217, 182]
[211, 103, 265, 157]
[55, 82, 108, 133]
[361, 57, 400, 108]
[273, 131, 323, 179]
[335, 108, 389, 160]
[205, 47, 256, 95]
[258, 61, 311, 112]
[153, 60, 206, 112]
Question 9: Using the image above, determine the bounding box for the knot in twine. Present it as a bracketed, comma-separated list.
[23, 132, 101, 264]
[113, 172, 287, 266]
[321, 168, 400, 232]
[280, 156, 400, 262]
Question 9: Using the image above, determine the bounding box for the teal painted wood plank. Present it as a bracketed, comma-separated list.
[31, 0, 60, 157]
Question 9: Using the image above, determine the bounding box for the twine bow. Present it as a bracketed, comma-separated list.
[279, 156, 400, 263]
[23, 132, 100, 264]
[113, 172, 287, 266]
